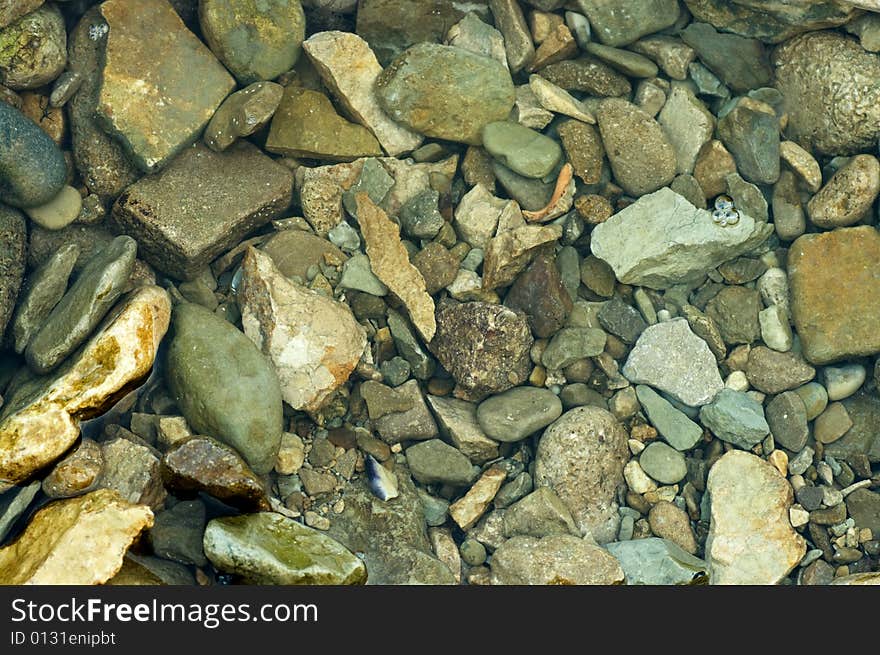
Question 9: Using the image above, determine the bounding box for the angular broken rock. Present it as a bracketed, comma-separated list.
[706, 451, 805, 585]
[482, 223, 562, 290]
[238, 247, 366, 413]
[491, 534, 625, 585]
[0, 489, 153, 584]
[590, 187, 773, 289]
[449, 467, 507, 531]
[98, 437, 166, 510]
[426, 395, 500, 464]
[0, 286, 171, 484]
[355, 193, 435, 342]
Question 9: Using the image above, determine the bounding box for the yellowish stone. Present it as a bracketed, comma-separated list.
[449, 467, 506, 531]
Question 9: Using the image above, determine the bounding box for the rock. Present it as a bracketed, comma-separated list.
[41, 438, 103, 499]
[398, 190, 444, 240]
[699, 388, 768, 449]
[596, 98, 676, 196]
[199, 0, 305, 84]
[681, 303, 726, 362]
[635, 385, 703, 451]
[658, 84, 714, 175]
[606, 537, 707, 585]
[25, 235, 136, 374]
[111, 142, 293, 281]
[813, 402, 853, 445]
[746, 346, 815, 395]
[577, 0, 679, 47]
[96, 0, 235, 172]
[303, 31, 423, 156]
[824, 364, 866, 402]
[0, 285, 170, 484]
[779, 141, 821, 193]
[0, 4, 64, 90]
[705, 451, 806, 584]
[454, 183, 508, 249]
[598, 296, 647, 345]
[165, 302, 283, 475]
[631, 36, 695, 80]
[22, 185, 81, 231]
[557, 120, 604, 185]
[482, 121, 561, 179]
[759, 304, 792, 352]
[97, 437, 165, 509]
[528, 74, 595, 124]
[717, 97, 780, 185]
[693, 139, 737, 200]
[648, 500, 698, 554]
[446, 12, 508, 70]
[482, 223, 561, 291]
[0, 0, 42, 31]
[534, 406, 629, 543]
[765, 391, 809, 452]
[375, 43, 514, 145]
[773, 31, 880, 156]
[0, 480, 39, 543]
[0, 205, 25, 342]
[541, 327, 606, 370]
[204, 81, 284, 152]
[502, 487, 578, 538]
[449, 467, 509, 531]
[793, 382, 828, 421]
[831, 572, 880, 586]
[261, 230, 346, 282]
[788, 227, 880, 365]
[622, 318, 723, 407]
[476, 387, 562, 443]
[491, 534, 624, 584]
[204, 512, 365, 584]
[149, 500, 207, 567]
[431, 302, 533, 401]
[405, 439, 476, 487]
[504, 252, 572, 338]
[266, 86, 382, 161]
[0, 99, 66, 208]
[237, 247, 366, 413]
[0, 489, 153, 584]
[681, 22, 771, 94]
[387, 309, 434, 380]
[488, 0, 535, 74]
[824, 392, 880, 463]
[639, 441, 687, 485]
[807, 155, 880, 229]
[540, 56, 630, 97]
[705, 286, 761, 346]
[354, 194, 435, 341]
[590, 188, 772, 290]
[371, 379, 438, 444]
[425, 395, 499, 465]
[845, 488, 880, 536]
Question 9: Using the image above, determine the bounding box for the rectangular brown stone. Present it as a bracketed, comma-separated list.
[110, 142, 293, 280]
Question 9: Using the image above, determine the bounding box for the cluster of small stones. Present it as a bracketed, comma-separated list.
[0, 0, 879, 586]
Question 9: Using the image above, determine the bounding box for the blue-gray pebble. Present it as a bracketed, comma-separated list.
[0, 101, 66, 208]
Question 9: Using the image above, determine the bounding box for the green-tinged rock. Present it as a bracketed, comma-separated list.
[482, 121, 561, 179]
[502, 487, 578, 538]
[681, 22, 772, 93]
[584, 42, 658, 78]
[606, 538, 708, 585]
[476, 387, 562, 443]
[204, 513, 366, 585]
[399, 189, 444, 240]
[705, 286, 761, 346]
[96, 0, 235, 172]
[405, 439, 476, 487]
[0, 1, 42, 31]
[0, 4, 65, 90]
[539, 57, 630, 96]
[542, 327, 606, 370]
[717, 97, 780, 185]
[639, 441, 687, 484]
[375, 43, 515, 145]
[492, 161, 554, 212]
[488, 0, 535, 74]
[204, 81, 284, 152]
[0, 100, 66, 208]
[698, 388, 768, 449]
[149, 500, 207, 568]
[266, 86, 382, 161]
[658, 84, 715, 175]
[199, 0, 306, 85]
[635, 385, 703, 451]
[25, 236, 136, 375]
[577, 0, 680, 47]
[387, 309, 434, 380]
[491, 533, 625, 584]
[0, 204, 25, 343]
[338, 253, 388, 296]
[165, 302, 283, 474]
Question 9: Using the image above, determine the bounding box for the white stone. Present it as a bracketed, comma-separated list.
[789, 505, 810, 528]
[822, 364, 866, 401]
[757, 267, 791, 322]
[624, 459, 657, 494]
[657, 83, 715, 175]
[529, 74, 595, 123]
[725, 370, 749, 392]
[454, 184, 511, 249]
[425, 395, 500, 464]
[24, 185, 83, 230]
[759, 304, 793, 352]
[512, 84, 554, 130]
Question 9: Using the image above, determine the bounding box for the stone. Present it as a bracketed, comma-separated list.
[606, 537, 707, 585]
[199, 0, 305, 85]
[530, 23, 577, 71]
[658, 84, 714, 175]
[502, 487, 578, 538]
[482, 223, 562, 290]
[639, 441, 687, 485]
[448, 467, 508, 531]
[454, 184, 507, 249]
[649, 501, 698, 554]
[773, 31, 880, 156]
[375, 43, 515, 146]
[0, 480, 38, 543]
[23, 185, 82, 231]
[96, 0, 235, 172]
[590, 188, 772, 290]
[25, 236, 136, 374]
[0, 0, 42, 31]
[845, 488, 880, 536]
[260, 231, 345, 283]
[694, 140, 737, 200]
[482, 121, 561, 180]
[824, 392, 880, 464]
[431, 302, 533, 401]
[577, 0, 679, 47]
[814, 402, 853, 445]
[0, 4, 64, 90]
[237, 248, 365, 413]
[0, 285, 170, 484]
[355, 194, 435, 341]
[476, 387, 562, 443]
[624, 460, 657, 494]
[387, 309, 434, 380]
[580, 254, 615, 298]
[681, 22, 772, 94]
[0, 205, 25, 343]
[0, 489, 153, 584]
[584, 42, 657, 79]
[204, 512, 365, 584]
[598, 296, 647, 345]
[149, 500, 207, 567]
[488, 0, 535, 74]
[412, 243, 457, 296]
[788, 227, 880, 365]
[759, 305, 792, 352]
[338, 253, 387, 296]
[557, 120, 604, 185]
[765, 391, 809, 452]
[302, 31, 423, 156]
[534, 406, 629, 543]
[528, 74, 595, 124]
[447, 12, 507, 70]
[541, 327, 606, 370]
[41, 438, 102, 499]
[779, 141, 821, 193]
[492, 161, 554, 212]
[793, 382, 828, 421]
[371, 379, 439, 444]
[112, 142, 293, 281]
[631, 36, 694, 80]
[808, 155, 880, 229]
[772, 171, 806, 242]
[824, 364, 866, 402]
[165, 302, 283, 475]
[204, 81, 284, 152]
[156, 416, 192, 450]
[405, 439, 476, 487]
[717, 97, 780, 185]
[636, 385, 703, 451]
[705, 286, 761, 346]
[266, 86, 382, 161]
[699, 388, 769, 449]
[705, 451, 806, 584]
[0, 100, 66, 208]
[596, 98, 676, 196]
[491, 534, 624, 585]
[504, 253, 572, 338]
[98, 437, 165, 509]
[425, 395, 499, 465]
[540, 56, 630, 97]
[681, 304, 726, 362]
[622, 318, 724, 407]
[398, 189, 444, 240]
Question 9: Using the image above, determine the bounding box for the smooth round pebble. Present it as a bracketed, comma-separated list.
[23, 185, 82, 230]
[822, 364, 866, 401]
[793, 382, 828, 421]
[460, 538, 487, 566]
[638, 441, 687, 485]
[476, 387, 563, 443]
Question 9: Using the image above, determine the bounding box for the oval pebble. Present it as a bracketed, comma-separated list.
[476, 387, 563, 442]
[23, 185, 82, 230]
[639, 441, 687, 485]
[822, 364, 866, 401]
[792, 381, 828, 421]
[0, 100, 66, 208]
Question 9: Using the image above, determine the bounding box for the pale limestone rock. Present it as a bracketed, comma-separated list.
[425, 395, 500, 464]
[482, 223, 562, 290]
[449, 467, 506, 531]
[490, 534, 624, 585]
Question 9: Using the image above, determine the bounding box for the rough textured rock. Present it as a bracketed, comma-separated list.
[0, 205, 25, 343]
[504, 252, 572, 338]
[490, 534, 624, 585]
[97, 437, 165, 510]
[41, 438, 103, 499]
[681, 22, 772, 93]
[706, 451, 805, 585]
[534, 406, 629, 543]
[425, 395, 499, 464]
[0, 4, 65, 90]
[590, 188, 772, 290]
[806, 155, 880, 229]
[370, 379, 438, 444]
[238, 247, 366, 413]
[745, 346, 815, 394]
[205, 80, 284, 152]
[0, 489, 153, 584]
[483, 223, 562, 290]
[606, 537, 708, 585]
[699, 388, 769, 449]
[0, 286, 170, 485]
[577, 0, 680, 47]
[717, 97, 780, 186]
[657, 83, 715, 175]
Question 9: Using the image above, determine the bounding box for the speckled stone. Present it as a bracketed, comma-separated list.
[0, 4, 65, 90]
[0, 204, 25, 343]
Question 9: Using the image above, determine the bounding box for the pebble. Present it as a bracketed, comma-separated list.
[204, 81, 283, 152]
[449, 467, 506, 531]
[490, 534, 624, 585]
[482, 121, 561, 179]
[404, 439, 476, 487]
[584, 42, 658, 78]
[699, 388, 769, 449]
[476, 387, 562, 443]
[624, 459, 657, 495]
[512, 84, 554, 129]
[528, 74, 596, 123]
[823, 364, 866, 402]
[648, 501, 698, 555]
[578, 0, 679, 47]
[788, 446, 814, 476]
[606, 537, 707, 585]
[505, 252, 573, 338]
[716, 97, 780, 185]
[808, 154, 880, 228]
[772, 172, 806, 242]
[746, 346, 815, 394]
[814, 402, 853, 445]
[681, 22, 772, 93]
[41, 438, 102, 499]
[639, 441, 687, 485]
[488, 0, 535, 74]
[541, 327, 606, 370]
[765, 391, 809, 452]
[793, 382, 828, 421]
[23, 185, 82, 230]
[98, 437, 165, 509]
[447, 12, 507, 70]
[631, 36, 695, 80]
[779, 140, 822, 192]
[758, 305, 793, 352]
[658, 83, 715, 175]
[540, 56, 630, 97]
[502, 487, 579, 539]
[635, 385, 703, 451]
[0, 481, 39, 544]
[0, 4, 66, 90]
[426, 395, 499, 464]
[705, 286, 761, 346]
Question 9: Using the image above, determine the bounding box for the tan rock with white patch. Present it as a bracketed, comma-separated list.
[238, 247, 366, 414]
[0, 285, 171, 485]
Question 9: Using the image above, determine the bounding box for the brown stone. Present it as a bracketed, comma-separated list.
[412, 242, 458, 295]
[746, 345, 815, 395]
[504, 253, 572, 338]
[261, 229, 347, 281]
[42, 438, 103, 499]
[482, 223, 562, 290]
[694, 139, 737, 200]
[557, 119, 604, 185]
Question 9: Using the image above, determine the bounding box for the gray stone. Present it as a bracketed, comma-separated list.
[590, 188, 772, 290]
[205, 81, 284, 152]
[845, 488, 880, 536]
[0, 481, 39, 544]
[425, 395, 499, 464]
[482, 121, 561, 179]
[98, 437, 165, 509]
[699, 388, 769, 449]
[405, 439, 476, 487]
[793, 382, 828, 421]
[745, 346, 815, 395]
[639, 441, 687, 485]
[387, 310, 434, 380]
[765, 391, 809, 452]
[772, 171, 806, 241]
[631, 36, 695, 80]
[494, 472, 533, 509]
[339, 253, 388, 296]
[542, 327, 606, 370]
[658, 84, 715, 175]
[476, 387, 563, 443]
[148, 500, 207, 567]
[577, 0, 680, 47]
[681, 22, 772, 94]
[823, 364, 867, 402]
[398, 189, 444, 239]
[371, 379, 439, 444]
[492, 161, 554, 212]
[636, 385, 703, 451]
[717, 97, 780, 185]
[502, 487, 579, 538]
[606, 537, 708, 585]
[447, 12, 508, 69]
[598, 296, 647, 345]
[583, 42, 658, 78]
[0, 205, 25, 343]
[705, 286, 762, 346]
[726, 172, 768, 222]
[488, 0, 535, 74]
[490, 534, 624, 584]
